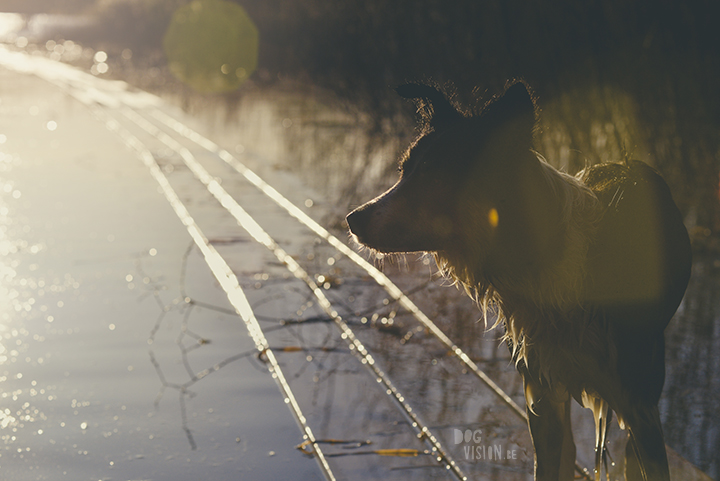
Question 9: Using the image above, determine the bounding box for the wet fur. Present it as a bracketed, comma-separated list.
[346, 81, 692, 481]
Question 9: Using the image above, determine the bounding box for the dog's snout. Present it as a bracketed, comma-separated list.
[346, 208, 368, 239]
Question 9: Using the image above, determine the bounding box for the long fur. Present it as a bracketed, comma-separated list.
[434, 155, 602, 374]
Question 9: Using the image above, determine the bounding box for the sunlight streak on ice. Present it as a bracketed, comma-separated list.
[90, 106, 337, 481]
[123, 108, 467, 480]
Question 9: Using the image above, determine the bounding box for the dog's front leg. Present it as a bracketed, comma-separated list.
[524, 376, 576, 481]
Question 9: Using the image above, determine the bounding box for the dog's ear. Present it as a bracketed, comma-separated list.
[395, 83, 461, 130]
[483, 80, 538, 138]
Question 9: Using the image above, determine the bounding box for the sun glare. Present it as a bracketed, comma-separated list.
[163, 0, 259, 93]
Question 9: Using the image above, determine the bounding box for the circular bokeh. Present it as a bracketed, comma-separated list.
[163, 0, 259, 93]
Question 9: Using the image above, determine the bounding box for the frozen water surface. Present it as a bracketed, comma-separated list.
[0, 67, 321, 480]
[0, 37, 716, 481]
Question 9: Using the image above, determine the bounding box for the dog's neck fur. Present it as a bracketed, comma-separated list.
[435, 157, 602, 369]
[499, 158, 601, 310]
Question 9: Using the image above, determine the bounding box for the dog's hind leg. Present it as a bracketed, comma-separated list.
[581, 393, 612, 480]
[524, 376, 576, 481]
[602, 409, 614, 479]
[623, 404, 670, 481]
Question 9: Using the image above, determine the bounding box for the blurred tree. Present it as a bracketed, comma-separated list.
[78, 0, 188, 50]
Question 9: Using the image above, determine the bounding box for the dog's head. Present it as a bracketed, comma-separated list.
[346, 81, 556, 279]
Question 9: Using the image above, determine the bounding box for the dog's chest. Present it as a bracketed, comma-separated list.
[509, 309, 615, 400]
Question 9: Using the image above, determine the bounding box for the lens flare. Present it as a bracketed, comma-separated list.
[163, 0, 259, 93]
[488, 208, 499, 228]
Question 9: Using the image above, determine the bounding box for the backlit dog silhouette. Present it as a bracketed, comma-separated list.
[346, 81, 692, 481]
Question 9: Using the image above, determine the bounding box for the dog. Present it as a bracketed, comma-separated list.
[346, 81, 692, 481]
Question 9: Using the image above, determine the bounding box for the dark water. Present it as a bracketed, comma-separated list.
[662, 257, 720, 479]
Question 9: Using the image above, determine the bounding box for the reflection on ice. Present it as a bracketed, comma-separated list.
[0, 409, 17, 429]
[0, 13, 23, 41]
